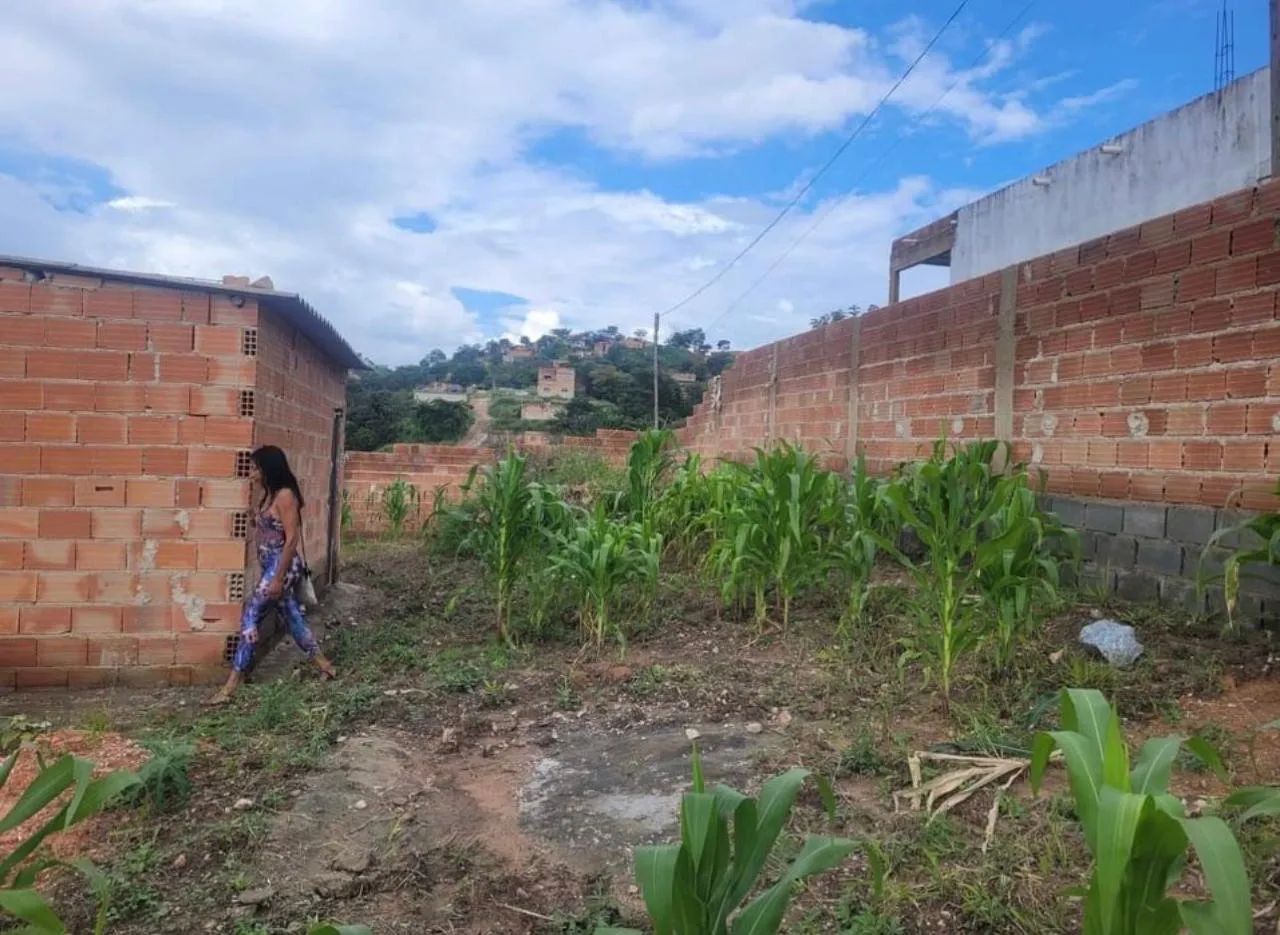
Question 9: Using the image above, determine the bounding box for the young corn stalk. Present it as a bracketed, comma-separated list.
[618, 429, 676, 538]
[0, 753, 141, 934]
[380, 477, 419, 538]
[879, 441, 1020, 714]
[597, 744, 856, 935]
[550, 506, 660, 651]
[1031, 688, 1252, 935]
[707, 444, 839, 631]
[830, 455, 885, 640]
[1199, 477, 1280, 633]
[462, 453, 568, 644]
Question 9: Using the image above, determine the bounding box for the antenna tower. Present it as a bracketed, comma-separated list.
[1214, 0, 1235, 92]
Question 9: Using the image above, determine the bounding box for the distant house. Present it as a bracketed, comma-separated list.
[670, 371, 698, 396]
[620, 336, 647, 350]
[537, 361, 576, 400]
[502, 345, 534, 363]
[413, 382, 467, 403]
[590, 339, 613, 357]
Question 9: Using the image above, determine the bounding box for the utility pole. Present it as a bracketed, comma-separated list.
[652, 312, 660, 430]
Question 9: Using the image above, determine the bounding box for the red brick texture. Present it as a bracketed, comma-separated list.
[0, 269, 352, 688]
[679, 181, 1280, 514]
[343, 430, 638, 536]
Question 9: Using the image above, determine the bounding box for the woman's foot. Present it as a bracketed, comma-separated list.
[205, 672, 243, 706]
[314, 654, 337, 680]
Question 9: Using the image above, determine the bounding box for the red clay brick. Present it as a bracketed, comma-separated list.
[181, 293, 212, 325]
[0, 380, 43, 409]
[18, 606, 71, 634]
[74, 479, 125, 508]
[37, 636, 87, 667]
[142, 448, 188, 476]
[83, 288, 133, 319]
[149, 323, 194, 353]
[85, 635, 136, 665]
[128, 416, 180, 445]
[197, 541, 246, 571]
[0, 638, 37, 667]
[1183, 441, 1223, 471]
[20, 478, 73, 510]
[0, 348, 24, 378]
[96, 320, 148, 351]
[43, 318, 96, 349]
[75, 541, 127, 570]
[93, 384, 145, 412]
[0, 315, 47, 346]
[78, 414, 128, 445]
[1225, 367, 1267, 398]
[1222, 441, 1267, 471]
[92, 510, 141, 539]
[158, 354, 209, 384]
[133, 289, 183, 322]
[0, 541, 21, 570]
[144, 385, 190, 413]
[38, 510, 90, 539]
[203, 417, 253, 447]
[125, 480, 174, 507]
[1216, 257, 1257, 294]
[188, 449, 237, 478]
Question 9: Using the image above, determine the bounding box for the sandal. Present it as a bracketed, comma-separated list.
[203, 690, 234, 707]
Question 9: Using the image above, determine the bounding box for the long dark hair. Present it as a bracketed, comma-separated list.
[252, 445, 305, 511]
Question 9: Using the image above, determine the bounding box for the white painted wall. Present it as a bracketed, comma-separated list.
[950, 68, 1271, 281]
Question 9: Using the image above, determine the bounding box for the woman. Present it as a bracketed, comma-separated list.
[207, 445, 337, 705]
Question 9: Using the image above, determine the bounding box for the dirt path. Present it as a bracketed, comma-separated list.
[461, 393, 491, 446]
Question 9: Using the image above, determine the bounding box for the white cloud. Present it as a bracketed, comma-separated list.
[105, 196, 175, 213]
[0, 1, 1115, 363]
[503, 307, 561, 344]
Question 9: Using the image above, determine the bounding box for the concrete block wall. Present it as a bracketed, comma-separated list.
[679, 179, 1280, 619]
[1044, 495, 1280, 622]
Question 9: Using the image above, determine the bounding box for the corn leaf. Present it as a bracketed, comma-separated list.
[0, 756, 74, 835]
[1224, 785, 1280, 822]
[1093, 787, 1148, 935]
[0, 887, 65, 933]
[730, 835, 857, 935]
[633, 844, 681, 935]
[1181, 735, 1228, 783]
[1177, 815, 1251, 935]
[1130, 737, 1181, 795]
[724, 768, 811, 910]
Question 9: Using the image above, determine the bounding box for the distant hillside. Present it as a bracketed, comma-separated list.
[346, 327, 735, 451]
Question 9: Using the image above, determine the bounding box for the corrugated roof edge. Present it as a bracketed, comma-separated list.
[0, 254, 367, 371]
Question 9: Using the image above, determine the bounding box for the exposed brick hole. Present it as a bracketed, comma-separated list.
[222, 634, 240, 665]
[232, 511, 250, 539]
[241, 327, 259, 357]
[235, 450, 253, 479]
[228, 572, 246, 602]
[238, 389, 256, 418]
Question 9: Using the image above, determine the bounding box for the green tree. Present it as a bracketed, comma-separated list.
[410, 400, 474, 443]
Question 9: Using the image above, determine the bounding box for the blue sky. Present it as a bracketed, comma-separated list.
[0, 0, 1269, 364]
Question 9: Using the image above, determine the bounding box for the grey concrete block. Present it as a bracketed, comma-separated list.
[1196, 547, 1231, 578]
[1079, 530, 1103, 560]
[1079, 563, 1116, 592]
[1136, 539, 1183, 576]
[1160, 577, 1205, 614]
[1085, 502, 1125, 533]
[1116, 571, 1160, 603]
[1096, 534, 1138, 568]
[1049, 496, 1087, 528]
[1215, 510, 1265, 550]
[1166, 506, 1216, 545]
[1123, 504, 1167, 539]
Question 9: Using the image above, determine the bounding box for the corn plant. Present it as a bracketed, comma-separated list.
[598, 744, 855, 935]
[379, 477, 419, 538]
[462, 453, 570, 643]
[1199, 477, 1279, 632]
[550, 506, 660, 651]
[308, 925, 372, 935]
[0, 752, 141, 934]
[830, 455, 886, 639]
[655, 455, 734, 568]
[339, 489, 353, 534]
[1030, 689, 1251, 935]
[617, 429, 676, 537]
[976, 480, 1076, 673]
[707, 444, 842, 630]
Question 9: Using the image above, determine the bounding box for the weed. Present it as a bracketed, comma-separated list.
[555, 676, 581, 711]
[125, 736, 194, 812]
[835, 728, 889, 777]
[479, 678, 512, 708]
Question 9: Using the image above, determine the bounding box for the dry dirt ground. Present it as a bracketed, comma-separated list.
[2, 541, 1279, 934]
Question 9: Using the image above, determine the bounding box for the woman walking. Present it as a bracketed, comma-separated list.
[207, 445, 336, 705]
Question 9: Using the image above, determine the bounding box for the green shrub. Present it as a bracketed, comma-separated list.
[124, 737, 193, 812]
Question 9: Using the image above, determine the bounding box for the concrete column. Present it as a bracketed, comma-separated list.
[844, 316, 863, 465]
[766, 344, 779, 444]
[888, 268, 901, 305]
[993, 267, 1017, 469]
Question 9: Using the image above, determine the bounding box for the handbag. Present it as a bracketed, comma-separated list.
[295, 515, 320, 609]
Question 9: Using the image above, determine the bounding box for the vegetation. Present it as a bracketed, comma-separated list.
[347, 327, 734, 449]
[1200, 477, 1280, 632]
[599, 745, 855, 935]
[1030, 689, 1253, 934]
[0, 753, 141, 933]
[376, 477, 419, 538]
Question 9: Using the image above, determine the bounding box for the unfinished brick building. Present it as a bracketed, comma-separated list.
[0, 257, 362, 689]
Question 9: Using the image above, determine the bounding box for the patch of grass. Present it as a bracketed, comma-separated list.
[124, 736, 194, 812]
[627, 663, 694, 699]
[426, 645, 513, 694]
[104, 839, 164, 924]
[835, 727, 891, 778]
[554, 676, 580, 711]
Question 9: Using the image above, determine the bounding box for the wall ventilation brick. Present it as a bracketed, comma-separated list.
[235, 450, 253, 479]
[227, 572, 246, 601]
[222, 633, 239, 665]
[238, 389, 256, 418]
[232, 511, 250, 539]
[241, 327, 258, 357]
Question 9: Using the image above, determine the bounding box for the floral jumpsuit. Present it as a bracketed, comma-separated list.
[231, 507, 320, 673]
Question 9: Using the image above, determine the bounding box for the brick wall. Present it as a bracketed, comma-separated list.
[678, 180, 1280, 619]
[0, 267, 352, 688]
[252, 309, 348, 583]
[344, 429, 639, 536]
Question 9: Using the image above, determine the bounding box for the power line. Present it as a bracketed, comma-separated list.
[654, 0, 973, 327]
[694, 0, 1038, 337]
